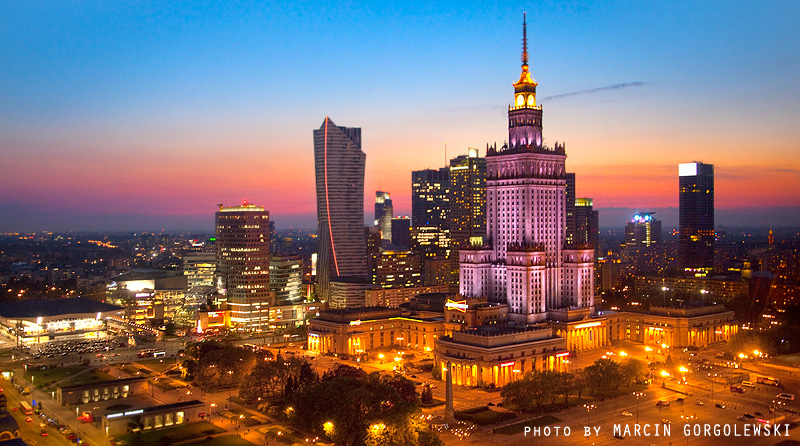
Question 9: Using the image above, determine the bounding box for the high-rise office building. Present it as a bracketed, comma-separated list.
[391, 217, 411, 248]
[449, 149, 486, 249]
[183, 252, 216, 288]
[565, 173, 577, 247]
[623, 212, 664, 275]
[460, 19, 594, 323]
[574, 198, 599, 253]
[314, 117, 368, 303]
[625, 213, 662, 249]
[679, 162, 715, 276]
[215, 202, 273, 330]
[411, 168, 450, 229]
[269, 254, 303, 305]
[374, 191, 393, 241]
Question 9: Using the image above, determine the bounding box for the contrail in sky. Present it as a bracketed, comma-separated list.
[541, 82, 647, 101]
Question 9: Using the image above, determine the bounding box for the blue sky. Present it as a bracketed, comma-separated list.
[1, 1, 798, 231]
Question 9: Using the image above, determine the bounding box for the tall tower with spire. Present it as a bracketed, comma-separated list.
[460, 15, 594, 324]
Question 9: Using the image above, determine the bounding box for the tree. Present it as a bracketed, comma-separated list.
[584, 358, 624, 396]
[621, 359, 648, 386]
[291, 372, 420, 446]
[556, 372, 575, 403]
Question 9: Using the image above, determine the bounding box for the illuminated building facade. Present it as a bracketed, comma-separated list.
[623, 213, 664, 274]
[0, 297, 124, 345]
[269, 254, 303, 305]
[605, 304, 737, 348]
[449, 149, 486, 250]
[435, 325, 570, 388]
[308, 307, 445, 355]
[412, 167, 450, 229]
[679, 162, 715, 275]
[314, 118, 368, 303]
[364, 284, 449, 308]
[625, 213, 662, 248]
[411, 168, 451, 252]
[215, 203, 273, 331]
[374, 191, 393, 241]
[375, 250, 422, 288]
[183, 253, 216, 288]
[459, 16, 594, 324]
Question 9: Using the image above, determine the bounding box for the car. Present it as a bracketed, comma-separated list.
[25, 417, 33, 422]
[656, 400, 670, 406]
[10, 408, 17, 411]
[715, 403, 726, 409]
[742, 381, 755, 388]
[661, 419, 671, 424]
[743, 413, 755, 419]
[410, 375, 418, 378]
[614, 434, 625, 439]
[695, 401, 705, 406]
[754, 411, 763, 416]
[40, 430, 48, 437]
[737, 416, 747, 421]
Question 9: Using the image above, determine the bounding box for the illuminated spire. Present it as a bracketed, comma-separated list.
[522, 12, 528, 67]
[513, 12, 537, 89]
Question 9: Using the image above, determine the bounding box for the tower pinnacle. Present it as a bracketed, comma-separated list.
[522, 12, 528, 67]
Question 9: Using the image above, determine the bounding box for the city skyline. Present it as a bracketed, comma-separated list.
[1, 1, 799, 231]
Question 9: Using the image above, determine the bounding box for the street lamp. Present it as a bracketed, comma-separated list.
[661, 287, 669, 305]
[633, 392, 645, 423]
[583, 404, 596, 425]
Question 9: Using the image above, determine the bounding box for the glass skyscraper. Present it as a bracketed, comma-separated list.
[679, 162, 715, 275]
[313, 117, 368, 303]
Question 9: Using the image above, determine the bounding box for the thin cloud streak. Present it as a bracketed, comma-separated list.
[542, 82, 648, 102]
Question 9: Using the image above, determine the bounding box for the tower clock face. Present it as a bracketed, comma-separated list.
[527, 95, 535, 106]
[516, 95, 524, 106]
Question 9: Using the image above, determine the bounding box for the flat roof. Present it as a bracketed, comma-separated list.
[0, 297, 123, 319]
[59, 376, 147, 392]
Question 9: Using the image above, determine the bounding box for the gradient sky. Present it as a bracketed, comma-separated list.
[1, 1, 799, 231]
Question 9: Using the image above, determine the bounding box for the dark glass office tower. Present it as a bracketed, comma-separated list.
[679, 162, 715, 275]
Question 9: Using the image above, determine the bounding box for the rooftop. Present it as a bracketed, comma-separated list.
[0, 297, 123, 319]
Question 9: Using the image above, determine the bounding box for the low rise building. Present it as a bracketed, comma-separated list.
[604, 304, 737, 348]
[102, 400, 204, 438]
[308, 306, 445, 355]
[434, 324, 570, 388]
[56, 377, 148, 405]
[0, 297, 124, 345]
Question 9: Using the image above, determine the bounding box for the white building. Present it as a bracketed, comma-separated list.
[459, 17, 594, 325]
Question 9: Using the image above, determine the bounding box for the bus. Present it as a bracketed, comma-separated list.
[756, 376, 780, 387]
[20, 401, 33, 415]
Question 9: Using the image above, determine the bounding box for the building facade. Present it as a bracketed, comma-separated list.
[308, 307, 445, 355]
[375, 191, 393, 241]
[269, 254, 303, 305]
[314, 118, 369, 303]
[215, 202, 273, 331]
[449, 149, 487, 250]
[459, 20, 594, 325]
[605, 304, 737, 348]
[679, 162, 715, 276]
[183, 253, 216, 288]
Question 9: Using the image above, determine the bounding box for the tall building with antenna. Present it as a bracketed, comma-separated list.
[459, 14, 595, 323]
